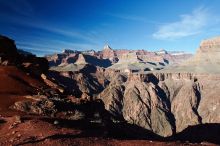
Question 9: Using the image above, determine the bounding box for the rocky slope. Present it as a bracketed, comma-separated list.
[98, 72, 220, 136]
[0, 35, 60, 116]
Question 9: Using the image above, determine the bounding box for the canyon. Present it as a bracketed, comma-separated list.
[0, 35, 219, 145]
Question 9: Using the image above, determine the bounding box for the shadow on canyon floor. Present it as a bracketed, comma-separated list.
[38, 116, 220, 144]
[168, 123, 220, 144]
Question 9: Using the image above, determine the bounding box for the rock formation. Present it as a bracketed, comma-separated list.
[169, 36, 220, 73]
[0, 35, 18, 65]
[46, 45, 193, 71]
[75, 54, 88, 65]
[102, 45, 115, 58]
[98, 71, 220, 137]
[97, 36, 220, 137]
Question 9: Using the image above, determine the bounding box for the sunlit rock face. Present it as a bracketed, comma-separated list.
[164, 36, 220, 73]
[192, 37, 220, 65]
[75, 54, 88, 65]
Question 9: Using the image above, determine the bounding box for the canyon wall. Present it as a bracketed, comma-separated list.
[98, 72, 220, 137]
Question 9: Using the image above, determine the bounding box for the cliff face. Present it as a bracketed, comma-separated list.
[193, 37, 220, 65]
[98, 72, 220, 137]
[101, 45, 117, 61]
[171, 36, 220, 73]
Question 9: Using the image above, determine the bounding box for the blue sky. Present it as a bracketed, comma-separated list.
[1, 0, 220, 56]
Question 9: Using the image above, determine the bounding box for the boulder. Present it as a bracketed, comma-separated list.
[0, 35, 18, 64]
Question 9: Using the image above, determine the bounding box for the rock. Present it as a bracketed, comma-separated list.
[99, 68, 220, 137]
[170, 82, 201, 132]
[53, 120, 59, 125]
[48, 70, 104, 98]
[98, 75, 126, 119]
[0, 35, 18, 64]
[155, 49, 168, 55]
[0, 35, 17, 55]
[171, 36, 220, 73]
[40, 73, 64, 93]
[12, 131, 16, 134]
[118, 52, 141, 63]
[12, 99, 57, 116]
[99, 74, 174, 137]
[17, 133, 21, 138]
[1, 60, 9, 66]
[46, 53, 69, 67]
[75, 54, 88, 65]
[14, 116, 22, 124]
[8, 116, 22, 129]
[103, 45, 113, 51]
[67, 95, 81, 103]
[21, 57, 49, 76]
[192, 37, 220, 66]
[0, 35, 49, 77]
[81, 92, 91, 100]
[46, 44, 192, 70]
[102, 45, 117, 62]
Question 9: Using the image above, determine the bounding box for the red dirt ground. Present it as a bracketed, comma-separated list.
[0, 66, 44, 116]
[0, 116, 215, 146]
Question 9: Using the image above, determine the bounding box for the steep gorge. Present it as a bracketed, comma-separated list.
[98, 72, 220, 137]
